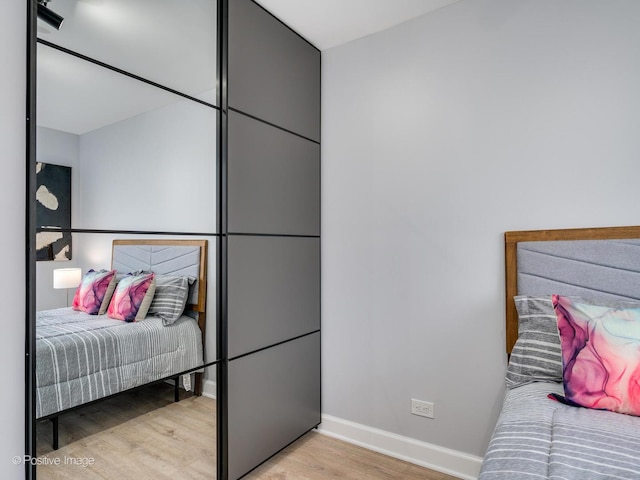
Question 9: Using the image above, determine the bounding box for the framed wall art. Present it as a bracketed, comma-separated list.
[36, 162, 72, 261]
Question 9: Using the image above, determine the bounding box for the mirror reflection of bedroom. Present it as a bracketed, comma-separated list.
[34, 1, 218, 477]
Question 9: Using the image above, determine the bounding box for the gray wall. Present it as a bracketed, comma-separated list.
[0, 1, 26, 478]
[322, 0, 640, 460]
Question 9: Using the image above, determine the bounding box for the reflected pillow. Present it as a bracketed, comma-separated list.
[107, 273, 156, 322]
[72, 269, 116, 315]
[553, 294, 640, 416]
[148, 275, 195, 326]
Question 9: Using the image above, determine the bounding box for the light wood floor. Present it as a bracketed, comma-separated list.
[35, 384, 459, 480]
[243, 433, 459, 480]
[36, 384, 216, 479]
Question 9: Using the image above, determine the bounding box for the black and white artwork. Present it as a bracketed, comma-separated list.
[36, 162, 72, 261]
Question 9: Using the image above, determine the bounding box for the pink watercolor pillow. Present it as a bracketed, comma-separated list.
[552, 294, 640, 416]
[72, 269, 116, 315]
[107, 273, 156, 322]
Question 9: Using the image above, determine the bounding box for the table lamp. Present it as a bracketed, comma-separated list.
[53, 267, 82, 307]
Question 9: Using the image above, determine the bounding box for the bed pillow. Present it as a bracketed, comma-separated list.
[107, 272, 156, 322]
[98, 274, 118, 315]
[72, 269, 117, 315]
[506, 295, 563, 389]
[553, 294, 640, 416]
[148, 275, 195, 326]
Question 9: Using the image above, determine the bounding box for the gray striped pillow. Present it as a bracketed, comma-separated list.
[148, 275, 194, 326]
[506, 295, 563, 389]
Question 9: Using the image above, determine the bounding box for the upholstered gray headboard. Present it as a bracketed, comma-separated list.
[505, 226, 640, 353]
[111, 240, 207, 313]
[517, 239, 640, 302]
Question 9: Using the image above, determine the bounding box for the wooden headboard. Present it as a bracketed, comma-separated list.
[505, 226, 640, 354]
[110, 239, 208, 336]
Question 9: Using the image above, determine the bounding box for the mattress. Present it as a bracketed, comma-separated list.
[480, 382, 640, 479]
[36, 307, 203, 418]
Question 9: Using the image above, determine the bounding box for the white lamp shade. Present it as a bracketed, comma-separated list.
[53, 268, 82, 290]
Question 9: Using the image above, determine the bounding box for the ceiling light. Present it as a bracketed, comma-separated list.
[37, 0, 64, 30]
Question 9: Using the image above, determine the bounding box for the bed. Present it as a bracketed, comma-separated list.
[479, 226, 640, 479]
[36, 239, 208, 446]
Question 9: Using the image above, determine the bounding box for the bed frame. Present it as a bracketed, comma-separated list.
[505, 225, 640, 354]
[482, 225, 640, 479]
[44, 238, 208, 450]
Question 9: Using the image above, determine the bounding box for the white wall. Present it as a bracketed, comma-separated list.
[321, 0, 640, 467]
[77, 98, 217, 232]
[36, 127, 80, 310]
[0, 2, 26, 478]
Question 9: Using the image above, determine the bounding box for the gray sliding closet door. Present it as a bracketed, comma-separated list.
[227, 333, 321, 480]
[228, 236, 320, 358]
[228, 111, 320, 236]
[226, 1, 321, 479]
[228, 0, 320, 141]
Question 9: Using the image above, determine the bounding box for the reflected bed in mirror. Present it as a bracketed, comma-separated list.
[36, 231, 219, 363]
[36, 239, 209, 450]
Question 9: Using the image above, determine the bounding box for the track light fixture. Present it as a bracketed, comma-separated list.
[37, 0, 64, 30]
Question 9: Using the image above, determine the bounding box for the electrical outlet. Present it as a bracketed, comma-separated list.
[411, 399, 434, 419]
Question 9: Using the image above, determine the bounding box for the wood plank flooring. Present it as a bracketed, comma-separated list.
[36, 383, 216, 479]
[243, 433, 460, 480]
[35, 384, 459, 480]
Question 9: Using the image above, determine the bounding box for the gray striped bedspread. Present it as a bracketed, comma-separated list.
[36, 307, 203, 419]
[479, 382, 640, 479]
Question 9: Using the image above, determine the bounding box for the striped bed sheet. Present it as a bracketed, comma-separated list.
[480, 382, 640, 479]
[36, 307, 203, 419]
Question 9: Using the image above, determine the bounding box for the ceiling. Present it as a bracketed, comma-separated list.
[37, 0, 216, 134]
[37, 0, 462, 135]
[254, 0, 463, 50]
[37, 0, 216, 96]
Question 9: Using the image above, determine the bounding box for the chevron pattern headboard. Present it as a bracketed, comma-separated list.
[111, 239, 208, 319]
[505, 226, 640, 353]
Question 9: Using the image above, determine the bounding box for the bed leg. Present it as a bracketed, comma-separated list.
[194, 372, 203, 396]
[174, 377, 180, 403]
[51, 417, 59, 450]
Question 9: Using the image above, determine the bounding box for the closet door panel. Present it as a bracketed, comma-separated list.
[228, 0, 320, 141]
[227, 236, 320, 358]
[228, 111, 320, 236]
[227, 333, 321, 480]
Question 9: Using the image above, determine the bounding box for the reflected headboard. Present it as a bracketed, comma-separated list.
[505, 226, 640, 354]
[111, 239, 208, 334]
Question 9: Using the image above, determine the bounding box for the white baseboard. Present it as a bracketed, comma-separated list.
[202, 379, 216, 399]
[195, 384, 481, 478]
[318, 414, 482, 480]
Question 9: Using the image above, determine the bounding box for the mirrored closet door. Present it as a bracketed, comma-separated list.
[30, 1, 219, 478]
[28, 1, 322, 480]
